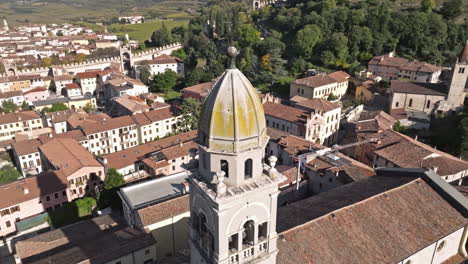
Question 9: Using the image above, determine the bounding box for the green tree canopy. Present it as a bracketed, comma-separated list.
[177, 97, 201, 133]
[1, 101, 19, 113]
[238, 24, 261, 48]
[440, 0, 463, 19]
[294, 25, 322, 59]
[171, 48, 188, 61]
[0, 165, 21, 184]
[104, 168, 125, 190]
[420, 0, 435, 12]
[150, 23, 173, 47]
[137, 63, 152, 85]
[150, 69, 178, 94]
[43, 103, 68, 113]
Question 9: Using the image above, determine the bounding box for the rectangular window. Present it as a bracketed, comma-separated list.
[0, 209, 10, 216]
[228, 233, 238, 252]
[258, 222, 268, 240]
[6, 221, 11, 228]
[46, 195, 50, 201]
[54, 193, 59, 199]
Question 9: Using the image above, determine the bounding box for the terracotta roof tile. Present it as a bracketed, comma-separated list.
[263, 102, 310, 124]
[277, 177, 467, 264]
[137, 195, 189, 226]
[296, 98, 341, 113]
[391, 80, 446, 96]
[0, 111, 41, 125]
[80, 115, 135, 135]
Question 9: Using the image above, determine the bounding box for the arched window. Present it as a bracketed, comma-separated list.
[409, 99, 413, 107]
[426, 100, 431, 109]
[242, 220, 255, 247]
[245, 159, 253, 179]
[221, 160, 229, 178]
[396, 102, 399, 107]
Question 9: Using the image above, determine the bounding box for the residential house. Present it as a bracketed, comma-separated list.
[368, 52, 441, 83]
[101, 130, 197, 178]
[132, 107, 181, 144]
[103, 78, 149, 103]
[0, 138, 104, 237]
[0, 90, 24, 105]
[63, 83, 82, 97]
[12, 139, 43, 176]
[289, 71, 350, 100]
[79, 115, 138, 155]
[111, 95, 150, 116]
[291, 96, 342, 145]
[135, 54, 185, 78]
[76, 71, 100, 95]
[52, 74, 75, 95]
[0, 111, 43, 141]
[23, 87, 48, 104]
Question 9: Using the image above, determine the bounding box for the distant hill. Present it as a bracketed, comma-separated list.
[0, 0, 205, 26]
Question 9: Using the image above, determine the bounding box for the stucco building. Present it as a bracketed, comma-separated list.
[0, 111, 43, 142]
[289, 71, 350, 100]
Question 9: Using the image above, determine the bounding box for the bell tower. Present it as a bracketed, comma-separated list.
[189, 47, 285, 264]
[447, 41, 468, 109]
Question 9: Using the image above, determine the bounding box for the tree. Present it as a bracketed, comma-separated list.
[21, 101, 31, 111]
[104, 168, 125, 190]
[177, 97, 201, 132]
[294, 25, 322, 59]
[137, 63, 152, 85]
[0, 165, 21, 184]
[440, 0, 463, 19]
[238, 24, 261, 48]
[83, 102, 95, 113]
[459, 117, 468, 160]
[43, 103, 68, 113]
[327, 93, 338, 101]
[0, 101, 18, 113]
[150, 69, 178, 94]
[150, 23, 173, 47]
[421, 0, 435, 12]
[100, 168, 125, 210]
[171, 49, 188, 61]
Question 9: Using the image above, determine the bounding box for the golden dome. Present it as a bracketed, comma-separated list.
[198, 68, 268, 153]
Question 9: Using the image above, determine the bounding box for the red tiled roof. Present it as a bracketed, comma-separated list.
[23, 86, 47, 95]
[391, 80, 446, 96]
[137, 195, 189, 226]
[277, 178, 467, 264]
[0, 111, 41, 125]
[64, 83, 80, 90]
[263, 102, 309, 124]
[296, 98, 341, 113]
[80, 115, 135, 135]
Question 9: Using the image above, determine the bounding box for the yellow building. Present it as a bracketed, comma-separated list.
[32, 95, 96, 112]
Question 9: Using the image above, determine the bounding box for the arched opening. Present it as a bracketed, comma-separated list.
[7, 68, 15, 76]
[244, 159, 253, 179]
[122, 52, 132, 72]
[254, 1, 259, 9]
[408, 99, 413, 107]
[220, 160, 229, 178]
[242, 220, 255, 247]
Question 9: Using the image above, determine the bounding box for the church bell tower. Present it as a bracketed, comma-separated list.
[188, 47, 286, 264]
[447, 41, 468, 109]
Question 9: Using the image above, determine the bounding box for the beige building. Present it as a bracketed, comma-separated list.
[368, 52, 441, 83]
[290, 71, 350, 100]
[0, 111, 43, 141]
[132, 107, 181, 144]
[79, 115, 138, 156]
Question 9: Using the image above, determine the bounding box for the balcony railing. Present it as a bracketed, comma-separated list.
[228, 241, 268, 264]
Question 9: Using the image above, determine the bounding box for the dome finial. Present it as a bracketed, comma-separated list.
[227, 46, 239, 69]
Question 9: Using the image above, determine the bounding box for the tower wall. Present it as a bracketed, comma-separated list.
[447, 61, 468, 108]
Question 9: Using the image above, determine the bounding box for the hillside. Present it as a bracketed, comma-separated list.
[0, 0, 204, 26]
